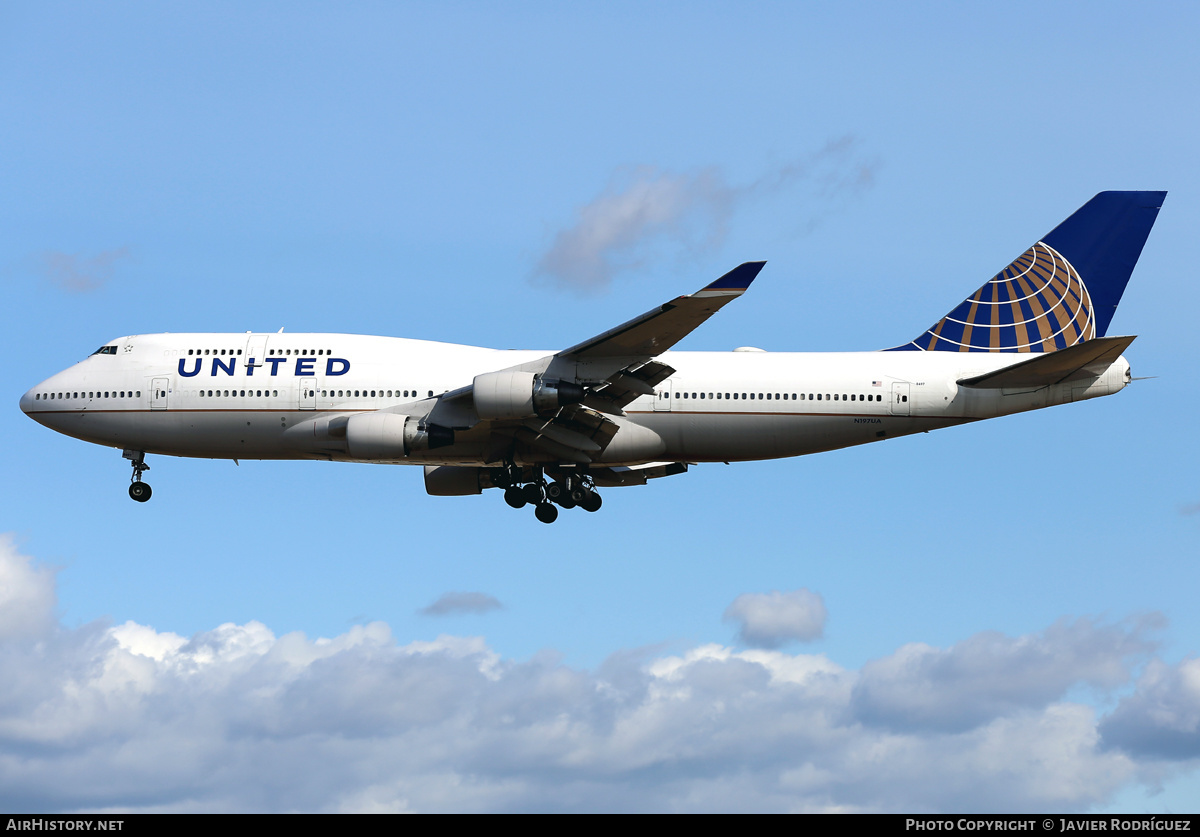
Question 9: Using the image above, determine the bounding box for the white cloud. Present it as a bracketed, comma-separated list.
[1101, 657, 1200, 760]
[39, 247, 130, 293]
[851, 617, 1159, 733]
[723, 589, 827, 648]
[534, 165, 732, 293]
[0, 535, 57, 641]
[0, 536, 1192, 812]
[419, 592, 504, 616]
[534, 138, 877, 292]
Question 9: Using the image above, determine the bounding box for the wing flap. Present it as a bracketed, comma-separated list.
[957, 335, 1135, 389]
[585, 360, 676, 414]
[513, 403, 621, 463]
[590, 461, 689, 487]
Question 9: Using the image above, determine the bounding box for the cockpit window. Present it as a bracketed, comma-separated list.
[91, 346, 118, 355]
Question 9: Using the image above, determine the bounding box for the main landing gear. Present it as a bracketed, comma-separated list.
[493, 465, 602, 524]
[123, 449, 152, 503]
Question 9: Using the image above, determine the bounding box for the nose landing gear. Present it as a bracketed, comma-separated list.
[123, 449, 152, 502]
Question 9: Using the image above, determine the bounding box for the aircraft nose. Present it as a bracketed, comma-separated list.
[20, 379, 52, 425]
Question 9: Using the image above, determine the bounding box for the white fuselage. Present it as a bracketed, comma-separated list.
[20, 332, 1131, 468]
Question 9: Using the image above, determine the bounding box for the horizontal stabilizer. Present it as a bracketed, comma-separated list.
[957, 335, 1135, 389]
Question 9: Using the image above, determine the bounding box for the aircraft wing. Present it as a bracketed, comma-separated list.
[424, 262, 764, 464]
[544, 260, 765, 413]
[558, 261, 766, 360]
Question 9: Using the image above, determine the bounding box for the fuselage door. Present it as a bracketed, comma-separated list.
[244, 334, 269, 382]
[653, 379, 673, 411]
[299, 378, 320, 411]
[151, 377, 170, 411]
[890, 382, 911, 416]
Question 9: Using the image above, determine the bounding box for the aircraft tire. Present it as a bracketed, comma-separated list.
[534, 503, 558, 524]
[522, 484, 544, 504]
[579, 492, 602, 512]
[504, 486, 526, 509]
[129, 482, 152, 503]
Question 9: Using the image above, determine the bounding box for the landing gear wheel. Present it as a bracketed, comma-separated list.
[123, 450, 152, 502]
[504, 486, 527, 509]
[521, 483, 544, 505]
[534, 502, 558, 524]
[546, 481, 565, 502]
[579, 491, 602, 512]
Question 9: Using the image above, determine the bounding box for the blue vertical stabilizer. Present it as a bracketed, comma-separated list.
[889, 191, 1165, 352]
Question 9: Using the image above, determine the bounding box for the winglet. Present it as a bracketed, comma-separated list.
[700, 261, 766, 293]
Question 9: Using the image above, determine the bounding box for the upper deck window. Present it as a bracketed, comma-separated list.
[91, 346, 117, 356]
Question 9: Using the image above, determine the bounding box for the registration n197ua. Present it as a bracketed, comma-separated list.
[21, 192, 1165, 523]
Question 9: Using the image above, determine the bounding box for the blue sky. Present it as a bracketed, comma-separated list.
[2, 1, 1198, 813]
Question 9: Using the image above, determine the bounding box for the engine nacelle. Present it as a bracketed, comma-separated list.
[473, 371, 584, 420]
[345, 413, 454, 460]
[424, 465, 485, 496]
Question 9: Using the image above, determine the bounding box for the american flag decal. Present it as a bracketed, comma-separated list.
[872, 380, 882, 387]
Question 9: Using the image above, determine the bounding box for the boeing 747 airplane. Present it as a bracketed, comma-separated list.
[21, 191, 1165, 522]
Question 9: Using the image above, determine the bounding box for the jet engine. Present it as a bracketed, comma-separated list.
[344, 413, 454, 460]
[472, 371, 584, 420]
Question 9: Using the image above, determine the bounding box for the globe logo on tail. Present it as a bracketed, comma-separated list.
[914, 242, 1095, 353]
